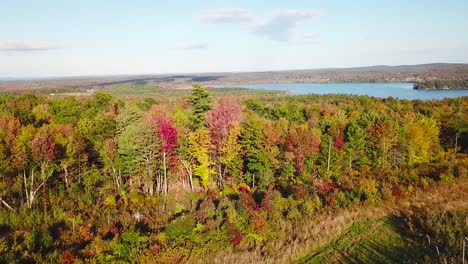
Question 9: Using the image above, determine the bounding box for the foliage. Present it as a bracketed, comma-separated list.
[0, 89, 466, 262]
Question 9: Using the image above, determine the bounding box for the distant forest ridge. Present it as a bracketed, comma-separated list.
[1, 63, 468, 91]
[413, 79, 468, 90]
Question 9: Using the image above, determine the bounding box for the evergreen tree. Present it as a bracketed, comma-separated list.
[188, 83, 211, 129]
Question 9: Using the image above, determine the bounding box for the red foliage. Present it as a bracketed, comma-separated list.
[392, 185, 405, 200]
[260, 189, 274, 211]
[230, 228, 245, 246]
[80, 227, 94, 241]
[240, 193, 260, 211]
[286, 125, 320, 173]
[105, 138, 117, 161]
[62, 251, 75, 264]
[0, 113, 21, 144]
[316, 181, 336, 196]
[195, 209, 208, 223]
[58, 227, 66, 239]
[153, 116, 178, 154]
[238, 185, 250, 193]
[148, 244, 161, 255]
[205, 188, 217, 202]
[207, 95, 242, 152]
[325, 194, 336, 207]
[334, 135, 345, 150]
[250, 215, 268, 233]
[292, 184, 309, 200]
[32, 135, 56, 162]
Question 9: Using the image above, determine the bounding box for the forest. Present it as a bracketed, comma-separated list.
[413, 79, 468, 90]
[0, 84, 467, 263]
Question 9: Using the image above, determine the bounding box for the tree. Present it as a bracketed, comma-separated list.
[32, 104, 54, 125]
[207, 95, 242, 187]
[367, 120, 398, 169]
[154, 116, 178, 195]
[133, 120, 160, 195]
[239, 114, 269, 187]
[188, 83, 211, 129]
[187, 128, 212, 188]
[345, 121, 367, 171]
[0, 113, 21, 176]
[102, 137, 122, 188]
[54, 124, 86, 192]
[286, 124, 321, 175]
[113, 103, 145, 188]
[220, 125, 242, 184]
[405, 117, 440, 166]
[26, 126, 57, 209]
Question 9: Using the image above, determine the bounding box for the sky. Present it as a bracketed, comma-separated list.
[1, 0, 468, 78]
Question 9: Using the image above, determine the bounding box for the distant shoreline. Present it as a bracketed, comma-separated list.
[413, 80, 468, 90]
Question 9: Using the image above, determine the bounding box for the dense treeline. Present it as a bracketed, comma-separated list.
[404, 210, 468, 263]
[0, 84, 467, 262]
[413, 79, 468, 90]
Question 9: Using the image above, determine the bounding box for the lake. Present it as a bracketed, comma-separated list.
[220, 83, 468, 100]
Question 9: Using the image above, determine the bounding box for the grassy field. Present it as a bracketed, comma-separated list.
[0, 83, 285, 101]
[299, 178, 468, 264]
[103, 84, 285, 100]
[300, 216, 421, 264]
[205, 178, 468, 264]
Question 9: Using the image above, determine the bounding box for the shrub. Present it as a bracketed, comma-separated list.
[249, 215, 268, 234]
[105, 195, 116, 206]
[439, 173, 453, 183]
[165, 215, 197, 243]
[228, 226, 245, 246]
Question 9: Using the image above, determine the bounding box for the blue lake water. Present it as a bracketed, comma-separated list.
[222, 83, 468, 100]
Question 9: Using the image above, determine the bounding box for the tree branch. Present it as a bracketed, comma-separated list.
[0, 197, 14, 211]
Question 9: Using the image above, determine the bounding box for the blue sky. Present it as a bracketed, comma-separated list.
[1, 0, 468, 77]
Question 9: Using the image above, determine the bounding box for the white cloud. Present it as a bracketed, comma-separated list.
[0, 40, 63, 52]
[169, 43, 208, 50]
[254, 10, 320, 42]
[199, 8, 321, 44]
[199, 8, 254, 24]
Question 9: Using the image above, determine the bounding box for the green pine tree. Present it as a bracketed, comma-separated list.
[188, 83, 211, 129]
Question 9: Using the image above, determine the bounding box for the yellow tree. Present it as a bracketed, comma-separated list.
[188, 128, 212, 188]
[406, 117, 440, 166]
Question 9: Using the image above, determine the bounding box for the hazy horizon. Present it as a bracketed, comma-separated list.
[1, 62, 467, 81]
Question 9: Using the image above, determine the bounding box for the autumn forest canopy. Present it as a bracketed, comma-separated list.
[0, 84, 467, 263]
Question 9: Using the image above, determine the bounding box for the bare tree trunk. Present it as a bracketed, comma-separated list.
[454, 133, 459, 166]
[118, 169, 122, 187]
[179, 158, 194, 192]
[24, 170, 48, 209]
[462, 239, 465, 264]
[23, 171, 29, 207]
[41, 164, 47, 211]
[163, 151, 168, 195]
[218, 162, 223, 188]
[252, 173, 255, 189]
[112, 166, 119, 189]
[64, 167, 70, 192]
[158, 173, 162, 194]
[327, 139, 332, 172]
[349, 155, 352, 171]
[0, 198, 14, 211]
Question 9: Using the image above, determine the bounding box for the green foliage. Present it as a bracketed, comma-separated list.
[404, 210, 468, 261]
[414, 79, 468, 90]
[188, 83, 212, 129]
[165, 215, 197, 243]
[0, 91, 466, 263]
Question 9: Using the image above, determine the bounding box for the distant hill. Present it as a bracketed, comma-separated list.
[303, 63, 468, 73]
[1, 63, 468, 92]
